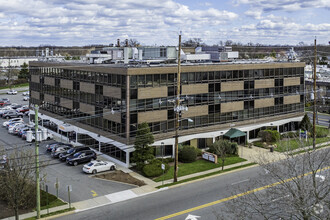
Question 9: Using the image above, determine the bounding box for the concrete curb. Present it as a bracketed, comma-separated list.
[165, 164, 259, 189]
[39, 209, 76, 220]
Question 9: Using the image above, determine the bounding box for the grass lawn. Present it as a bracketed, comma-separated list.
[275, 136, 330, 152]
[154, 156, 246, 182]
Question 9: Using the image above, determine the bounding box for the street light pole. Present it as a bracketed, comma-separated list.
[34, 105, 41, 219]
[313, 38, 317, 150]
[174, 32, 182, 183]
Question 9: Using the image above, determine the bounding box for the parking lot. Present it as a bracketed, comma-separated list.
[0, 91, 135, 203]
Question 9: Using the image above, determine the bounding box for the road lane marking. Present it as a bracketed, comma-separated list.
[91, 190, 98, 197]
[231, 179, 250, 185]
[155, 166, 330, 220]
[271, 194, 289, 202]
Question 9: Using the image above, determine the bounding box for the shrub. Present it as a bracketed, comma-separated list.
[315, 127, 329, 138]
[179, 145, 197, 163]
[258, 130, 280, 143]
[230, 142, 238, 155]
[143, 160, 169, 177]
[281, 131, 298, 139]
[195, 148, 202, 156]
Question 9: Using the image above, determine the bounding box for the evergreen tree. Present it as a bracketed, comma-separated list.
[18, 62, 29, 79]
[132, 122, 154, 170]
[299, 114, 312, 132]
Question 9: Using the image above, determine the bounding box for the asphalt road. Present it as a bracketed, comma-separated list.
[57, 149, 330, 220]
[0, 91, 135, 203]
[307, 112, 330, 127]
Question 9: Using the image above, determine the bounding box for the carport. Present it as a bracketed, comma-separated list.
[223, 128, 246, 145]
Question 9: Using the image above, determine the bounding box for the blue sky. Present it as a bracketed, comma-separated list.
[0, 0, 329, 46]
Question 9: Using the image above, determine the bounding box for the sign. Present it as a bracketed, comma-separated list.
[54, 182, 60, 189]
[161, 164, 165, 170]
[67, 185, 72, 192]
[202, 152, 218, 163]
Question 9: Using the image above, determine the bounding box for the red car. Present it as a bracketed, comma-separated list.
[16, 105, 29, 113]
[0, 98, 10, 106]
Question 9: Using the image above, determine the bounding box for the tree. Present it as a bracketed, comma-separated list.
[300, 114, 312, 133]
[131, 122, 154, 170]
[0, 149, 44, 220]
[18, 62, 29, 80]
[210, 140, 232, 170]
[222, 143, 330, 220]
[182, 38, 203, 47]
[225, 40, 233, 46]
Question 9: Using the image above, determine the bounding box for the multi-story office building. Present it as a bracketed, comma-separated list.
[29, 61, 305, 167]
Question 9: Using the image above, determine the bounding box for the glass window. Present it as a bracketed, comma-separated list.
[153, 74, 160, 87]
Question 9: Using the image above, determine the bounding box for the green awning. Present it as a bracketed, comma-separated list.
[223, 128, 246, 139]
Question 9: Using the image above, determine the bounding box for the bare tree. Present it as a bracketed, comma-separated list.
[210, 140, 233, 171]
[0, 148, 45, 220]
[222, 140, 330, 220]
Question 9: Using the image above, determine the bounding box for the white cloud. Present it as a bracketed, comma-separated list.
[0, 0, 239, 46]
[234, 0, 330, 12]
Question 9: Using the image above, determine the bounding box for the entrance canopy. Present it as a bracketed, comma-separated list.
[223, 128, 246, 139]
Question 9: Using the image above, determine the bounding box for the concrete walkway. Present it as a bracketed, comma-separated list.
[2, 204, 72, 220]
[3, 141, 329, 219]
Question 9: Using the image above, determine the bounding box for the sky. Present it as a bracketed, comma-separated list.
[0, 0, 329, 46]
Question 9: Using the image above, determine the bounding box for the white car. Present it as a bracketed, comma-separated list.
[83, 160, 116, 174]
[8, 123, 25, 134]
[7, 90, 17, 95]
[23, 96, 30, 101]
[22, 91, 29, 96]
[0, 106, 13, 114]
[2, 118, 24, 127]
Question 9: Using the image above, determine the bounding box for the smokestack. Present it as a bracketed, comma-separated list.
[125, 39, 129, 47]
[117, 39, 120, 47]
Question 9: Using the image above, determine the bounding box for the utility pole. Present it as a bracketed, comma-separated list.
[174, 32, 182, 183]
[8, 58, 11, 89]
[35, 105, 41, 219]
[313, 38, 317, 150]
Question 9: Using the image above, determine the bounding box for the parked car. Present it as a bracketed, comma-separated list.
[10, 103, 22, 109]
[2, 118, 24, 127]
[7, 90, 17, 95]
[8, 123, 25, 133]
[16, 105, 29, 113]
[23, 96, 30, 101]
[0, 98, 10, 106]
[51, 145, 73, 158]
[66, 150, 97, 166]
[0, 106, 13, 117]
[22, 91, 29, 96]
[24, 110, 30, 116]
[2, 110, 24, 119]
[18, 127, 32, 137]
[83, 160, 116, 174]
[12, 124, 29, 135]
[59, 146, 91, 161]
[46, 142, 63, 152]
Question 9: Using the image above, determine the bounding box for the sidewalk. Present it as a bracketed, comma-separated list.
[3, 141, 329, 219]
[2, 204, 71, 220]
